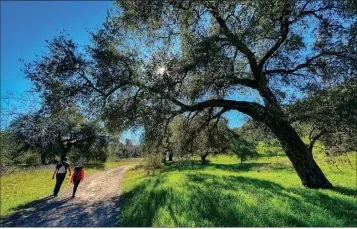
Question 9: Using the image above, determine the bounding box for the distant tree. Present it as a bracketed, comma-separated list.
[8, 112, 57, 164]
[107, 136, 125, 159]
[231, 137, 259, 163]
[140, 110, 232, 165]
[8, 107, 108, 164]
[233, 120, 275, 143]
[0, 131, 19, 166]
[195, 117, 232, 165]
[122, 139, 137, 158]
[171, 111, 232, 165]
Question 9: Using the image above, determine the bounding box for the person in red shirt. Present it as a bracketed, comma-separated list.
[70, 165, 84, 198]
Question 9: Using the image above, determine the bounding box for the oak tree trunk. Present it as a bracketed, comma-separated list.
[168, 152, 173, 161]
[41, 151, 46, 165]
[61, 147, 70, 160]
[201, 152, 209, 165]
[162, 152, 167, 163]
[265, 116, 333, 189]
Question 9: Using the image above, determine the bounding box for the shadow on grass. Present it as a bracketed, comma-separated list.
[210, 162, 291, 172]
[119, 177, 169, 227]
[332, 186, 356, 197]
[119, 164, 357, 227]
[1, 195, 57, 216]
[162, 161, 292, 173]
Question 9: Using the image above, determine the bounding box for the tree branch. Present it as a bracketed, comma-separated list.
[259, 0, 291, 69]
[205, 3, 261, 81]
[228, 76, 258, 89]
[174, 99, 266, 122]
[308, 129, 326, 149]
[78, 70, 105, 96]
[290, 2, 334, 24]
[265, 51, 345, 75]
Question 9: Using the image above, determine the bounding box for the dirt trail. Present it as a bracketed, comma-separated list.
[1, 165, 133, 227]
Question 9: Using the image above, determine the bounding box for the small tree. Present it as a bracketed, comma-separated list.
[170, 111, 232, 165]
[232, 137, 259, 163]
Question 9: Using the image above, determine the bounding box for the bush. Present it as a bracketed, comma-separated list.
[96, 149, 109, 163]
[256, 139, 284, 157]
[143, 153, 162, 172]
[232, 138, 259, 163]
[24, 153, 40, 166]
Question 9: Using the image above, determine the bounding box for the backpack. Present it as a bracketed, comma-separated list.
[73, 168, 82, 180]
[58, 162, 66, 173]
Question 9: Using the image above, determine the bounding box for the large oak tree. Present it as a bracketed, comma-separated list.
[25, 1, 356, 188]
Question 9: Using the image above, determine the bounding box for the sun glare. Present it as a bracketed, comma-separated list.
[156, 66, 166, 75]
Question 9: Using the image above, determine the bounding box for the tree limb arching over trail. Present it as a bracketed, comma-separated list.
[1, 165, 133, 227]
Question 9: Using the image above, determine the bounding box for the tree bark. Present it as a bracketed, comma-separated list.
[162, 152, 167, 163]
[201, 152, 209, 165]
[265, 116, 333, 189]
[40, 151, 46, 165]
[240, 158, 243, 164]
[168, 152, 173, 161]
[60, 146, 70, 159]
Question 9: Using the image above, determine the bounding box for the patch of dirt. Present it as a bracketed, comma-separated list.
[1, 165, 134, 227]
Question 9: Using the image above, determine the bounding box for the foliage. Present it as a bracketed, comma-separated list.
[143, 153, 163, 172]
[255, 140, 284, 157]
[23, 152, 41, 166]
[140, 111, 233, 165]
[233, 120, 275, 143]
[0, 131, 20, 166]
[287, 78, 357, 156]
[235, 78, 357, 163]
[107, 137, 142, 161]
[7, 106, 109, 165]
[231, 137, 259, 163]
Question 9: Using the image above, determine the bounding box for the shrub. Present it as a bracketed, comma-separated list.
[143, 153, 162, 172]
[24, 153, 40, 166]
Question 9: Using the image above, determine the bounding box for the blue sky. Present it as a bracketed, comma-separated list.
[1, 1, 247, 143]
[1, 1, 113, 95]
[0, 1, 142, 141]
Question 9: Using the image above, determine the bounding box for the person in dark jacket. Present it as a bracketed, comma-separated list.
[52, 157, 71, 197]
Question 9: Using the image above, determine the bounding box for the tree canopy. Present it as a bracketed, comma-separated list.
[24, 1, 357, 188]
[8, 106, 108, 164]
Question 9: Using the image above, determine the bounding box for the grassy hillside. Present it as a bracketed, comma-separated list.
[119, 154, 356, 227]
[0, 159, 141, 216]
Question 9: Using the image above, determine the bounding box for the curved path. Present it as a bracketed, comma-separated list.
[1, 165, 133, 227]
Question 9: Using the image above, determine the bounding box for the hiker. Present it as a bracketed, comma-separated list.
[52, 157, 71, 197]
[70, 165, 84, 198]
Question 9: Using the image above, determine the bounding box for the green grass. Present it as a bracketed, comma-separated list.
[119, 154, 357, 227]
[0, 158, 141, 216]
